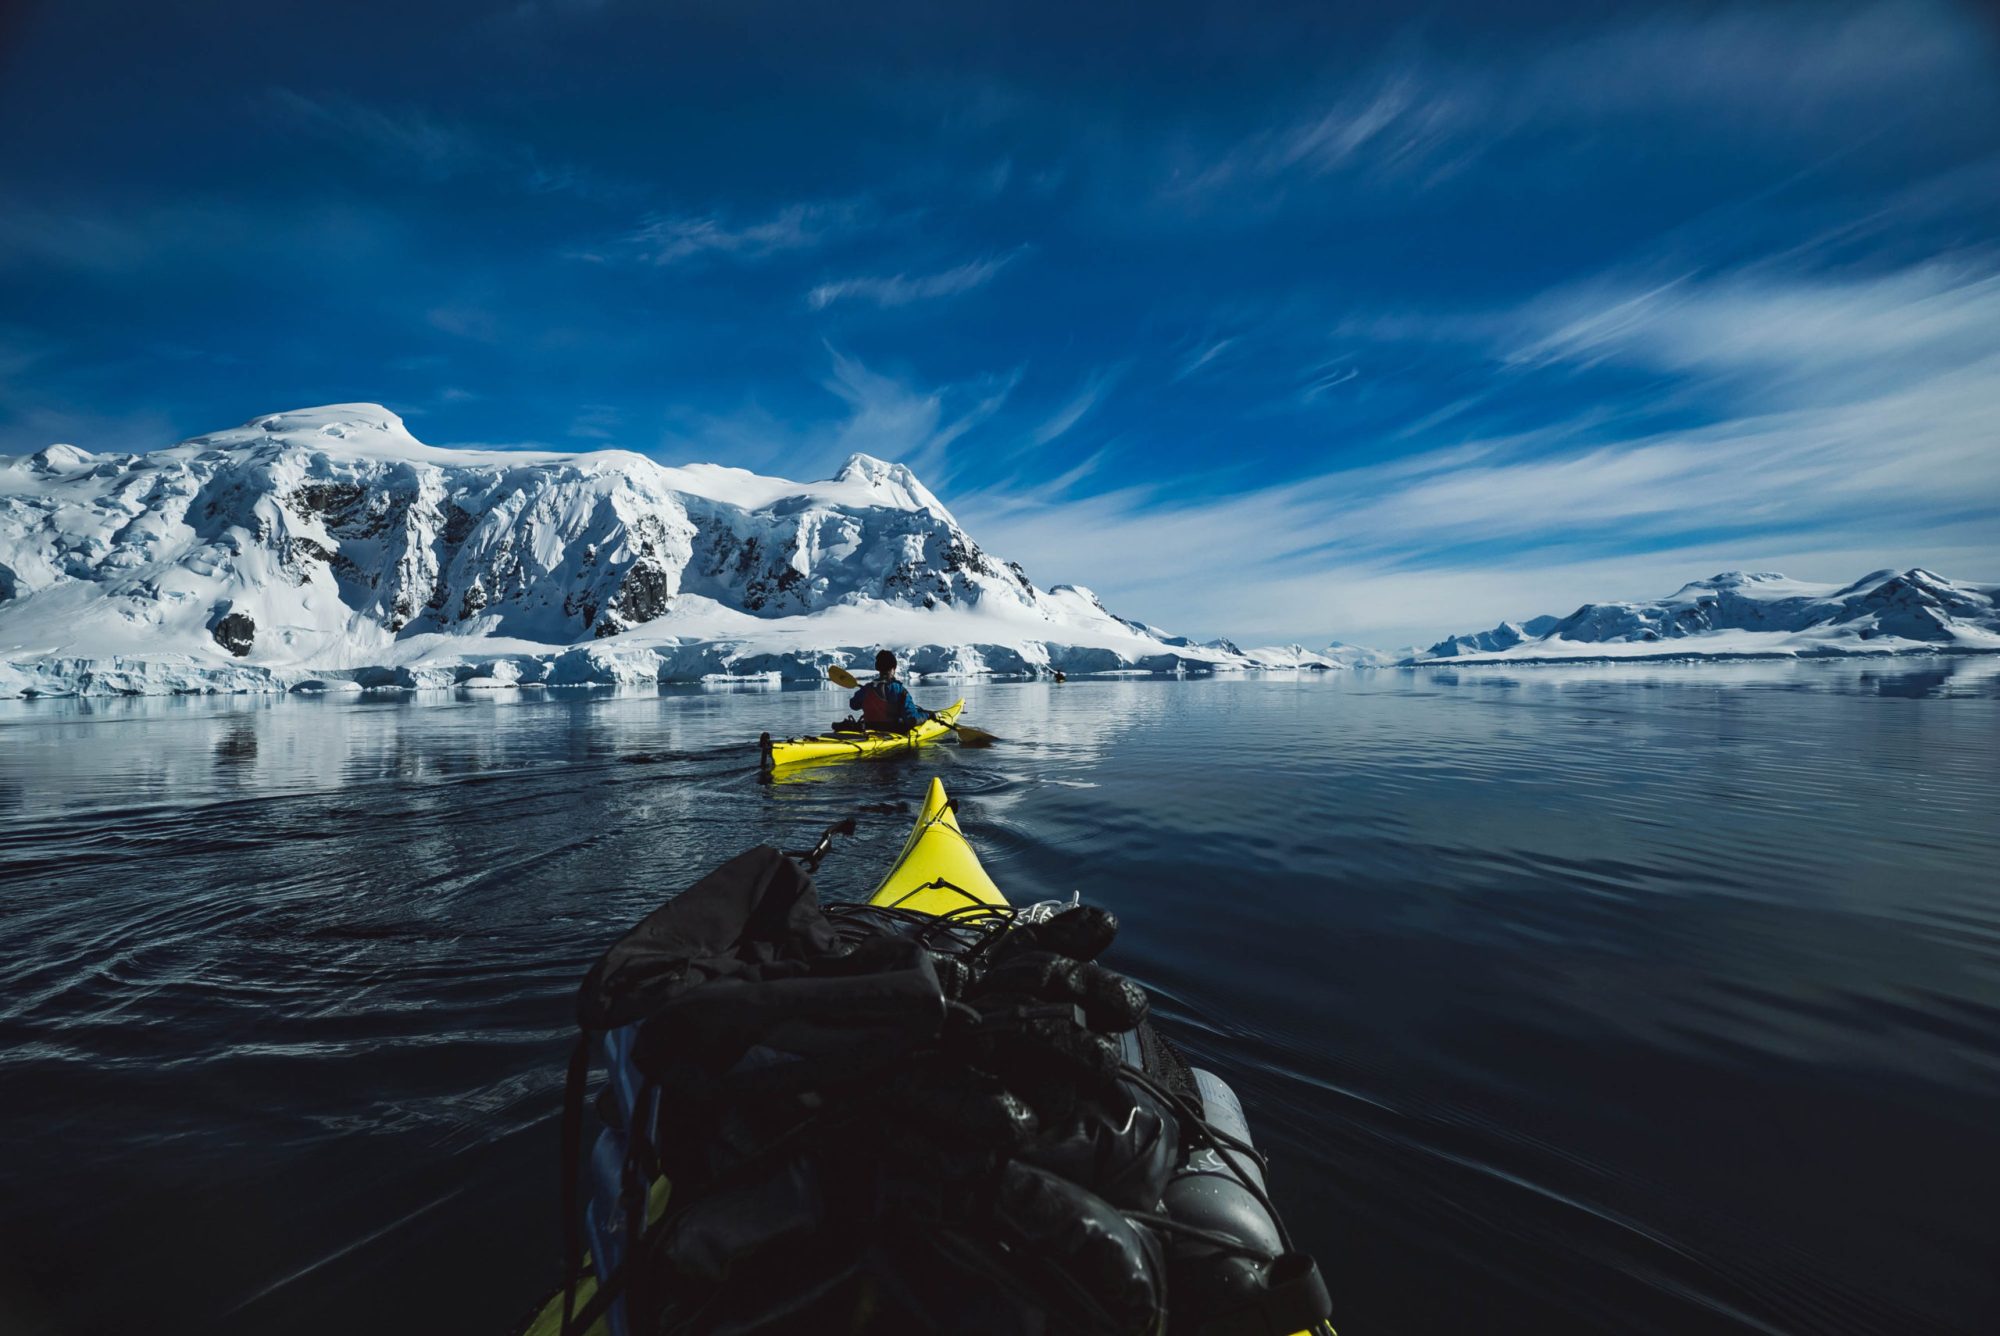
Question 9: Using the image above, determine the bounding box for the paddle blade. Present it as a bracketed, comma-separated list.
[827, 665, 861, 689]
[952, 722, 998, 747]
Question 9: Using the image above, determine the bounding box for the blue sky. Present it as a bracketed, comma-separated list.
[2, 0, 1997, 646]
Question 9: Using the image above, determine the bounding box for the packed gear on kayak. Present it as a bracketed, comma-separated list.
[529, 781, 1334, 1336]
[846, 649, 923, 731]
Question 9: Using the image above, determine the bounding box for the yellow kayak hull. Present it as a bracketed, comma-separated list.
[865, 776, 1009, 917]
[759, 700, 964, 772]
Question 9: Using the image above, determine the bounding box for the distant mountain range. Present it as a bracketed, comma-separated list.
[1406, 569, 2000, 663]
[2, 404, 1992, 697]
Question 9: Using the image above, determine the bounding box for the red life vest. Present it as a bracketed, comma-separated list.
[858, 681, 894, 724]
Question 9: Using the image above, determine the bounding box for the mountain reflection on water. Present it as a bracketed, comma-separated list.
[1, 659, 1996, 1334]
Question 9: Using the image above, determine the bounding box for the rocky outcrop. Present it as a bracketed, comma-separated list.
[209, 610, 255, 656]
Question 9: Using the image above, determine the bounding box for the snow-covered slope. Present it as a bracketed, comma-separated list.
[1408, 570, 2000, 664]
[1419, 616, 1562, 660]
[1240, 643, 1344, 670]
[1235, 640, 1402, 670]
[1324, 640, 1401, 669]
[0, 404, 1246, 696]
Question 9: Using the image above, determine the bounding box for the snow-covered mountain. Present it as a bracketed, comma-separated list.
[1239, 643, 1341, 669]
[1419, 616, 1562, 660]
[1407, 570, 2000, 664]
[0, 404, 1246, 696]
[1320, 640, 1401, 669]
[1231, 642, 1375, 670]
[1232, 640, 1401, 670]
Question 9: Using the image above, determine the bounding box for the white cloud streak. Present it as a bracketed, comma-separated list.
[1030, 368, 1119, 447]
[615, 201, 861, 266]
[823, 348, 1009, 471]
[806, 254, 1017, 310]
[657, 350, 1016, 481]
[1174, 338, 1238, 381]
[1161, 2, 1996, 204]
[1510, 264, 2000, 384]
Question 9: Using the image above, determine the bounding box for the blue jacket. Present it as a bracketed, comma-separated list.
[851, 678, 923, 728]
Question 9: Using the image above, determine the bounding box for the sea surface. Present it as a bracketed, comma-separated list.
[2, 662, 1998, 1335]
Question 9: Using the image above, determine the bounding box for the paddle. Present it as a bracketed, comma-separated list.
[826, 665, 997, 747]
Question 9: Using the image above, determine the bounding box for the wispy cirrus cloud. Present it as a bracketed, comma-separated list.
[1159, 2, 1995, 205]
[1174, 337, 1240, 382]
[1029, 367, 1120, 447]
[1507, 262, 2000, 386]
[266, 89, 618, 198]
[823, 348, 1014, 473]
[1527, 1, 1991, 120]
[595, 200, 866, 267]
[1162, 74, 1476, 201]
[656, 349, 1016, 481]
[806, 253, 1018, 310]
[959, 257, 2000, 645]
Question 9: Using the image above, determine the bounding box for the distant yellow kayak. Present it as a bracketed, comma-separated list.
[758, 700, 963, 773]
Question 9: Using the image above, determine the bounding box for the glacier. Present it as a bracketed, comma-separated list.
[1407, 570, 2000, 664]
[0, 403, 1273, 698]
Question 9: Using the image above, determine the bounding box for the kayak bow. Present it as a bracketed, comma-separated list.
[864, 776, 1008, 916]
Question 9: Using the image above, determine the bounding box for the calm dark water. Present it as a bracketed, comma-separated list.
[3, 662, 1998, 1335]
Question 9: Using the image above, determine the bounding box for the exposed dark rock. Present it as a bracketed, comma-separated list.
[288, 481, 366, 520]
[442, 502, 479, 545]
[744, 561, 808, 613]
[211, 610, 256, 656]
[596, 558, 673, 636]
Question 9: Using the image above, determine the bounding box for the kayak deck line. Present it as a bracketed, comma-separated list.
[866, 777, 1007, 914]
[867, 875, 1004, 917]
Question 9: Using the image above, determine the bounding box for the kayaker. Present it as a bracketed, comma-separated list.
[849, 649, 924, 731]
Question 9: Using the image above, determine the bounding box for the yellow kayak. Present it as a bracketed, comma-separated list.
[864, 776, 1009, 917]
[758, 700, 963, 773]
